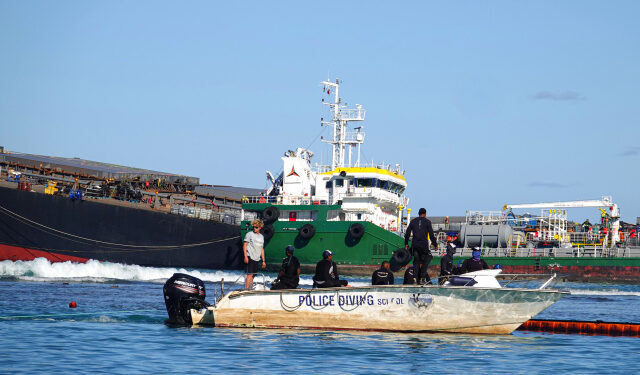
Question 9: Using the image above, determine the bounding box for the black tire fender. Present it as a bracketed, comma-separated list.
[261, 224, 274, 240]
[389, 248, 411, 272]
[262, 206, 280, 223]
[299, 224, 316, 239]
[348, 223, 365, 239]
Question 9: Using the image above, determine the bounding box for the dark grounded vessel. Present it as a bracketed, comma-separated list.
[0, 150, 247, 269]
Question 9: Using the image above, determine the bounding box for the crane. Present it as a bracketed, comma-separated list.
[503, 196, 620, 244]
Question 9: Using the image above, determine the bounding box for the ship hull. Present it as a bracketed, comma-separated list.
[242, 219, 405, 267]
[0, 186, 243, 269]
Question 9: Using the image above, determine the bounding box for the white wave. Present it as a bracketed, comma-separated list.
[0, 257, 372, 286]
[0, 257, 246, 283]
[569, 289, 640, 297]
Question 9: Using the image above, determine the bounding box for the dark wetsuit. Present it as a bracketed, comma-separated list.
[459, 258, 490, 274]
[371, 267, 394, 285]
[439, 252, 455, 285]
[403, 265, 416, 285]
[440, 253, 454, 276]
[404, 216, 438, 283]
[271, 255, 300, 290]
[313, 259, 348, 288]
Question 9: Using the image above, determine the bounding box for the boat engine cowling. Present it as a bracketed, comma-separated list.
[163, 273, 210, 325]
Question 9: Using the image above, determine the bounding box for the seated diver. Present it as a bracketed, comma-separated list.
[458, 247, 490, 274]
[371, 261, 394, 285]
[271, 245, 300, 290]
[439, 242, 457, 285]
[313, 250, 348, 288]
[403, 263, 416, 285]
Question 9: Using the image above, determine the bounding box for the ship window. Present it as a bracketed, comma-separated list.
[348, 179, 354, 186]
[357, 178, 373, 187]
[335, 179, 344, 187]
[357, 213, 362, 220]
[325, 181, 332, 189]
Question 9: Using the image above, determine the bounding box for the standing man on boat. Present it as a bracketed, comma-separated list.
[313, 250, 348, 288]
[404, 208, 438, 284]
[271, 245, 300, 290]
[371, 261, 394, 285]
[243, 219, 266, 289]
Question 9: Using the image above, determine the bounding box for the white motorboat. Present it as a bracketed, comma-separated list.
[164, 270, 566, 334]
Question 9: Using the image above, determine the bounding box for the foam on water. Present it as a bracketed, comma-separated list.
[0, 257, 371, 286]
[0, 257, 246, 284]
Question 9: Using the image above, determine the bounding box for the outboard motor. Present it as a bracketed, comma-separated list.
[163, 273, 210, 325]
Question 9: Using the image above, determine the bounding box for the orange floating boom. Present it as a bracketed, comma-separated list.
[518, 319, 640, 337]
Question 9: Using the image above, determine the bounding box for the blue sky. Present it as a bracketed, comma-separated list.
[1, 1, 638, 222]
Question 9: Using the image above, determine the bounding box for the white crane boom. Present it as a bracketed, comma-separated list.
[504, 196, 621, 245]
[504, 196, 618, 217]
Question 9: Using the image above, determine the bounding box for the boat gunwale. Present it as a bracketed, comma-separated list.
[226, 284, 569, 299]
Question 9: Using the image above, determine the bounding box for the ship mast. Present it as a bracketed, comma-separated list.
[321, 79, 366, 170]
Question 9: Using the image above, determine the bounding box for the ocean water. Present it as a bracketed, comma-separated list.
[1, 259, 639, 374]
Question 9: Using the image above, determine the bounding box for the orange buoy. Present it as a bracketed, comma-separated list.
[69, 301, 77, 308]
[518, 319, 640, 337]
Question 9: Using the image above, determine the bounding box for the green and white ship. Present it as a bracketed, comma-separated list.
[239, 79, 640, 281]
[240, 78, 410, 273]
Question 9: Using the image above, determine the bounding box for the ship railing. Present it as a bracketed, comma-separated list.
[333, 190, 402, 203]
[497, 273, 560, 290]
[448, 272, 560, 290]
[337, 108, 366, 121]
[169, 204, 242, 225]
[242, 195, 328, 206]
[451, 245, 640, 258]
[213, 273, 271, 304]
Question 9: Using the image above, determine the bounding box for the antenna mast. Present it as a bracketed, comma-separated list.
[321, 78, 366, 170]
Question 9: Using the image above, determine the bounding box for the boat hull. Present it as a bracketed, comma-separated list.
[192, 286, 565, 334]
[0, 186, 243, 269]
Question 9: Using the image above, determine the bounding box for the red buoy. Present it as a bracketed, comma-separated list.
[518, 319, 640, 337]
[69, 301, 77, 308]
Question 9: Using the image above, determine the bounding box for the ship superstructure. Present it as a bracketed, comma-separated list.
[241, 79, 409, 268]
[253, 78, 408, 232]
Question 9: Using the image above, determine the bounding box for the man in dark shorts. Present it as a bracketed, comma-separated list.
[404, 207, 438, 284]
[243, 219, 266, 289]
[271, 245, 300, 290]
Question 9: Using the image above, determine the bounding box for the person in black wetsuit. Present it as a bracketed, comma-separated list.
[271, 245, 300, 290]
[459, 247, 490, 274]
[404, 208, 439, 284]
[371, 261, 394, 285]
[313, 250, 348, 288]
[403, 264, 416, 285]
[439, 242, 457, 285]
